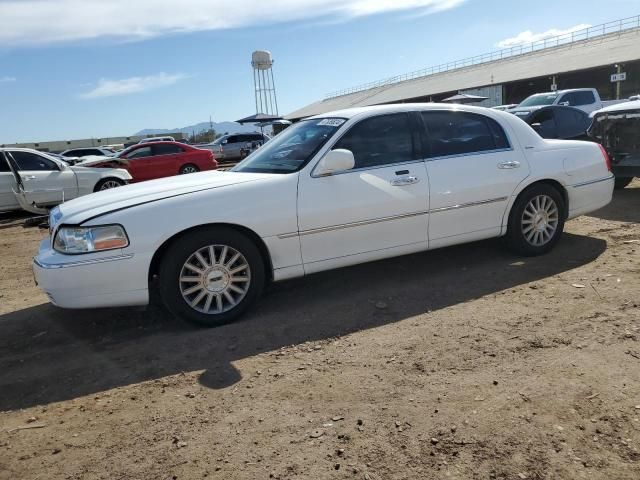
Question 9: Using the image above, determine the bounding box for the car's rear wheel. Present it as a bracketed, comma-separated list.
[505, 184, 565, 256]
[94, 178, 125, 192]
[614, 177, 633, 189]
[158, 227, 265, 327]
[179, 164, 199, 174]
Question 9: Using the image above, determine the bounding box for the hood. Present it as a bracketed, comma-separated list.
[76, 155, 117, 167]
[57, 170, 274, 224]
[508, 106, 542, 117]
[592, 99, 640, 116]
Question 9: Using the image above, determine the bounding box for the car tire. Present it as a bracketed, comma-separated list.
[94, 178, 125, 192]
[614, 177, 633, 189]
[505, 183, 566, 256]
[158, 226, 265, 327]
[179, 164, 200, 174]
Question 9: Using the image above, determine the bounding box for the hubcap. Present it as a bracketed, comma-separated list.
[100, 180, 122, 190]
[179, 244, 251, 314]
[521, 194, 559, 247]
[181, 166, 197, 174]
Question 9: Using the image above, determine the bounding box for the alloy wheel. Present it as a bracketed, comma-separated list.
[178, 244, 251, 314]
[100, 180, 123, 190]
[521, 194, 559, 247]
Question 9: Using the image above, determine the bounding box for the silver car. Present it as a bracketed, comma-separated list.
[202, 133, 269, 161]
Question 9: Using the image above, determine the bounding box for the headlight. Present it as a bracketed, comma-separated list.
[53, 225, 129, 254]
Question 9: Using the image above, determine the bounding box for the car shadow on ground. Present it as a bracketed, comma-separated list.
[589, 182, 639, 223]
[0, 232, 607, 411]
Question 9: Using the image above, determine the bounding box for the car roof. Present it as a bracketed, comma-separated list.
[308, 102, 509, 120]
[131, 140, 185, 146]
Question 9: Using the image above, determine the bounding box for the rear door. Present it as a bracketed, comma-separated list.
[9, 150, 78, 206]
[421, 110, 530, 247]
[151, 143, 183, 176]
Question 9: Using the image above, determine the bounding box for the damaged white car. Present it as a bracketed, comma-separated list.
[0, 148, 131, 214]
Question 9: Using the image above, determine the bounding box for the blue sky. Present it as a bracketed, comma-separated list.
[0, 0, 638, 143]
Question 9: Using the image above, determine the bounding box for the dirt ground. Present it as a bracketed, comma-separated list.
[0, 181, 639, 480]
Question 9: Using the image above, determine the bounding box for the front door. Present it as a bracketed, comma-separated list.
[9, 150, 78, 208]
[0, 153, 20, 211]
[419, 110, 530, 247]
[297, 112, 429, 273]
[123, 145, 157, 182]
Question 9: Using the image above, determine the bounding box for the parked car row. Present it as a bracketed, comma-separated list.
[0, 141, 217, 213]
[33, 104, 614, 327]
[76, 141, 218, 183]
[0, 148, 131, 214]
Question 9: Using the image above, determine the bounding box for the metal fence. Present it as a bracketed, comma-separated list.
[325, 14, 640, 99]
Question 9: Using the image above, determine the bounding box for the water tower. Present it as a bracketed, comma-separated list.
[251, 50, 279, 116]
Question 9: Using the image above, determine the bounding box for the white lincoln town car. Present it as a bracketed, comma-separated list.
[34, 104, 614, 326]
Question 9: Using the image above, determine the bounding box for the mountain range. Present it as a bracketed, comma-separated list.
[135, 121, 259, 137]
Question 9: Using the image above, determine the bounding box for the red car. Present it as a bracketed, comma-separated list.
[78, 142, 218, 182]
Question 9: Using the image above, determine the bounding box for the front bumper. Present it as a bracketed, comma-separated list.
[33, 238, 149, 309]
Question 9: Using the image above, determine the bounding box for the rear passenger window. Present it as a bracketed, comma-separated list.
[334, 113, 414, 169]
[154, 144, 182, 155]
[421, 111, 509, 158]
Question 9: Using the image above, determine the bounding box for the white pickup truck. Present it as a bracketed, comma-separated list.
[508, 88, 627, 117]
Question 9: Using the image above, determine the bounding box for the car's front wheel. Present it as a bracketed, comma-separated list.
[159, 227, 265, 327]
[94, 178, 125, 192]
[505, 184, 565, 256]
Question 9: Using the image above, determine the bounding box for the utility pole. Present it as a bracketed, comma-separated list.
[209, 115, 214, 142]
[616, 64, 622, 100]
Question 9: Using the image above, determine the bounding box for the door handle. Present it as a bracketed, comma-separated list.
[390, 176, 419, 186]
[497, 161, 520, 169]
[23, 175, 37, 180]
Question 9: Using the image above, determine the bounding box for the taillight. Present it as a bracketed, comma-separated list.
[598, 144, 612, 172]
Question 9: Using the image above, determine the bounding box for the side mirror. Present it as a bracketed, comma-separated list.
[222, 139, 228, 145]
[315, 149, 355, 176]
[559, 101, 570, 106]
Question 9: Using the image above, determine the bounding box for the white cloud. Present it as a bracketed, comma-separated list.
[0, 0, 467, 46]
[0, 76, 16, 83]
[80, 72, 187, 99]
[496, 23, 591, 48]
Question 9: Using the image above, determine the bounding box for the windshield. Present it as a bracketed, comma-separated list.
[231, 118, 345, 174]
[519, 93, 559, 107]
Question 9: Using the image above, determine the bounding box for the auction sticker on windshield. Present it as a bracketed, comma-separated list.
[317, 118, 346, 127]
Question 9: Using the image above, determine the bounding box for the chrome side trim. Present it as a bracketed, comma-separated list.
[426, 147, 514, 162]
[277, 196, 509, 239]
[570, 174, 615, 188]
[430, 196, 508, 213]
[33, 253, 134, 270]
[277, 210, 428, 239]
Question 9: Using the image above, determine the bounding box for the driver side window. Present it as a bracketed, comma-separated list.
[333, 113, 414, 169]
[11, 151, 58, 171]
[126, 146, 153, 159]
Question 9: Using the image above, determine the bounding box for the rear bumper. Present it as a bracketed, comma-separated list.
[567, 174, 614, 219]
[33, 239, 149, 309]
